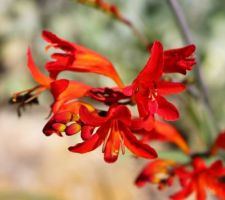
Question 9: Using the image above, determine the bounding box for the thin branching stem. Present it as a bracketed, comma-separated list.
[167, 0, 219, 142]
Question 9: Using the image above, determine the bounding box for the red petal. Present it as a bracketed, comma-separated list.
[103, 122, 121, 163]
[27, 48, 52, 86]
[121, 124, 157, 159]
[157, 82, 186, 95]
[42, 30, 75, 52]
[131, 115, 155, 132]
[210, 131, 225, 155]
[154, 121, 190, 154]
[68, 124, 108, 153]
[164, 44, 196, 74]
[81, 126, 94, 140]
[107, 105, 131, 125]
[50, 79, 91, 113]
[134, 41, 163, 84]
[164, 44, 196, 57]
[79, 106, 106, 126]
[170, 182, 194, 200]
[157, 96, 179, 120]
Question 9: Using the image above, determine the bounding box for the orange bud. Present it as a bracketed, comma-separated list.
[65, 123, 81, 136]
[52, 123, 66, 132]
[54, 111, 72, 123]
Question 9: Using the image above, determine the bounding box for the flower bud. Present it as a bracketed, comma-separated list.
[52, 123, 66, 132]
[65, 123, 81, 136]
[54, 111, 72, 123]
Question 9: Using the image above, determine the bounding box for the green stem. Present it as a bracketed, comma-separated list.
[167, 0, 219, 144]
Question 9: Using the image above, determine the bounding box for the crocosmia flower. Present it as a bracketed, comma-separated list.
[133, 120, 190, 154]
[210, 131, 225, 155]
[164, 44, 196, 74]
[68, 105, 157, 163]
[11, 49, 91, 114]
[42, 30, 124, 87]
[135, 159, 176, 189]
[124, 41, 185, 121]
[171, 158, 225, 200]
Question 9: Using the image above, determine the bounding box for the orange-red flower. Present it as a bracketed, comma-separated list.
[11, 49, 91, 114]
[171, 158, 225, 200]
[124, 41, 185, 121]
[210, 131, 225, 155]
[133, 120, 190, 154]
[42, 30, 124, 87]
[164, 44, 196, 74]
[68, 105, 157, 163]
[135, 159, 176, 189]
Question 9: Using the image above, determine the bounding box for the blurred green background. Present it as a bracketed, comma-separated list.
[0, 0, 225, 199]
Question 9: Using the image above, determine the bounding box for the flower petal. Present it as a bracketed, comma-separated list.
[103, 122, 121, 163]
[154, 121, 190, 154]
[27, 48, 52, 87]
[134, 41, 163, 84]
[68, 123, 108, 153]
[210, 131, 225, 155]
[50, 79, 91, 113]
[164, 44, 196, 74]
[157, 96, 179, 120]
[157, 82, 186, 95]
[79, 105, 106, 126]
[121, 124, 157, 159]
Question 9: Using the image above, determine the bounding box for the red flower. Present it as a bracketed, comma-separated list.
[133, 120, 190, 154]
[42, 30, 124, 87]
[68, 105, 157, 163]
[210, 131, 225, 155]
[124, 41, 185, 121]
[11, 49, 91, 114]
[171, 158, 225, 200]
[135, 159, 176, 189]
[164, 44, 196, 74]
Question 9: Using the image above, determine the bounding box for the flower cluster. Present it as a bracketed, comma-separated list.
[11, 30, 225, 199]
[11, 31, 195, 163]
[136, 132, 225, 200]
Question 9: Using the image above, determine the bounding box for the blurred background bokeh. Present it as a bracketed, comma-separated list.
[0, 0, 225, 199]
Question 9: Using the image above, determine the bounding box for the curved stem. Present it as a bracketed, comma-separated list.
[167, 0, 219, 142]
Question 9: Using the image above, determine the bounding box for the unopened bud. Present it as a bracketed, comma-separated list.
[54, 111, 72, 123]
[52, 123, 66, 132]
[65, 123, 81, 136]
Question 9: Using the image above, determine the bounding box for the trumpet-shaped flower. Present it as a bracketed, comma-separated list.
[135, 159, 176, 189]
[171, 158, 225, 200]
[133, 120, 190, 154]
[68, 105, 157, 163]
[164, 44, 196, 74]
[42, 30, 124, 87]
[124, 41, 185, 121]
